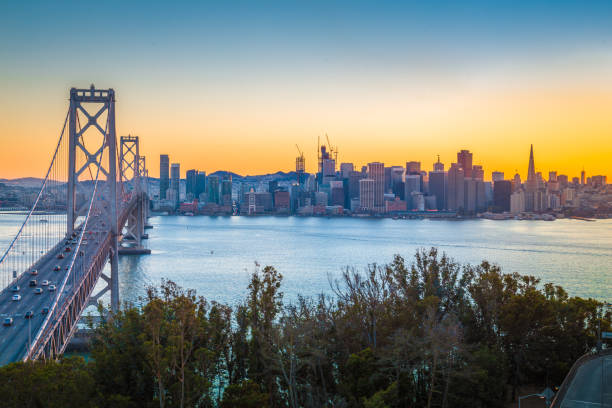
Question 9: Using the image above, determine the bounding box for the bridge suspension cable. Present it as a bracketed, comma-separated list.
[0, 110, 70, 289]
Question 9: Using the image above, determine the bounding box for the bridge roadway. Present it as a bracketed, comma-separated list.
[0, 197, 136, 365]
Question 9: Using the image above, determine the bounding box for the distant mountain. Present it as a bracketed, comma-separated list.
[0, 177, 46, 188]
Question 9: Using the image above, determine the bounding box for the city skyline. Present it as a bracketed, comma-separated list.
[2, 1, 612, 179]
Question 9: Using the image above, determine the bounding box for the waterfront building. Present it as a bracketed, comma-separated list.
[457, 150, 473, 178]
[160, 154, 169, 199]
[170, 163, 180, 202]
[367, 162, 385, 210]
[410, 191, 425, 211]
[424, 195, 437, 210]
[494, 180, 512, 212]
[359, 178, 376, 211]
[385, 197, 407, 213]
[558, 174, 569, 187]
[513, 173, 521, 191]
[591, 175, 607, 187]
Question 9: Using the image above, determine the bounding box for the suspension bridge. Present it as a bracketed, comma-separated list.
[0, 86, 150, 365]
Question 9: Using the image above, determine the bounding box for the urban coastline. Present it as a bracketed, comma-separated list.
[152, 143, 611, 221]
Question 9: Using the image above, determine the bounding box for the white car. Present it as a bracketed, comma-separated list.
[48, 285, 57, 292]
[34, 288, 43, 295]
[12, 294, 21, 301]
[41, 280, 49, 286]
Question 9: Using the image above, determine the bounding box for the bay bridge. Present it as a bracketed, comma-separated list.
[0, 86, 150, 365]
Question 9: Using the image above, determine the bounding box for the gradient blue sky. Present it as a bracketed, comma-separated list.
[1, 1, 612, 178]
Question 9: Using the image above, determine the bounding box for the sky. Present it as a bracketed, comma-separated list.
[1, 0, 611, 180]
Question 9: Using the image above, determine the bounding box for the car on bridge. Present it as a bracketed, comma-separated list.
[11, 285, 19, 292]
[24, 311, 34, 319]
[48, 285, 56, 292]
[29, 280, 37, 287]
[64, 247, 71, 252]
[12, 294, 21, 301]
[41, 307, 49, 314]
[41, 280, 49, 286]
[3, 318, 13, 326]
[30, 269, 38, 275]
[57, 253, 64, 259]
[34, 288, 43, 295]
[53, 265, 61, 271]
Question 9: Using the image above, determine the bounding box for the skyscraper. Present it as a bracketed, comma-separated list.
[494, 180, 512, 212]
[406, 161, 421, 174]
[160, 154, 169, 199]
[170, 163, 180, 202]
[492, 171, 504, 182]
[447, 163, 464, 211]
[186, 169, 197, 199]
[221, 175, 232, 206]
[433, 156, 444, 172]
[207, 175, 220, 204]
[367, 162, 385, 210]
[428, 170, 446, 210]
[195, 171, 206, 198]
[472, 165, 484, 181]
[359, 178, 375, 211]
[340, 163, 354, 179]
[457, 150, 473, 178]
[525, 144, 538, 211]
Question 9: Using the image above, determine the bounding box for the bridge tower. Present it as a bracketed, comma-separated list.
[67, 85, 120, 312]
[119, 136, 151, 254]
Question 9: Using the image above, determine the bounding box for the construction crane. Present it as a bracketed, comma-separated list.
[295, 144, 305, 185]
[325, 133, 338, 162]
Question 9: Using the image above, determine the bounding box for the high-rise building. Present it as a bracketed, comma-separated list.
[406, 161, 421, 175]
[492, 171, 504, 182]
[510, 189, 526, 214]
[322, 159, 336, 178]
[581, 169, 586, 185]
[457, 150, 473, 178]
[340, 163, 354, 179]
[548, 171, 557, 182]
[404, 174, 421, 209]
[464, 178, 477, 213]
[207, 175, 220, 204]
[186, 169, 197, 199]
[359, 179, 376, 211]
[348, 171, 365, 200]
[196, 171, 206, 199]
[472, 165, 484, 181]
[494, 180, 512, 212]
[367, 162, 385, 210]
[525, 145, 538, 212]
[447, 163, 465, 211]
[390, 166, 405, 199]
[160, 154, 169, 199]
[428, 171, 445, 210]
[221, 175, 232, 206]
[170, 163, 180, 202]
[433, 156, 444, 172]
